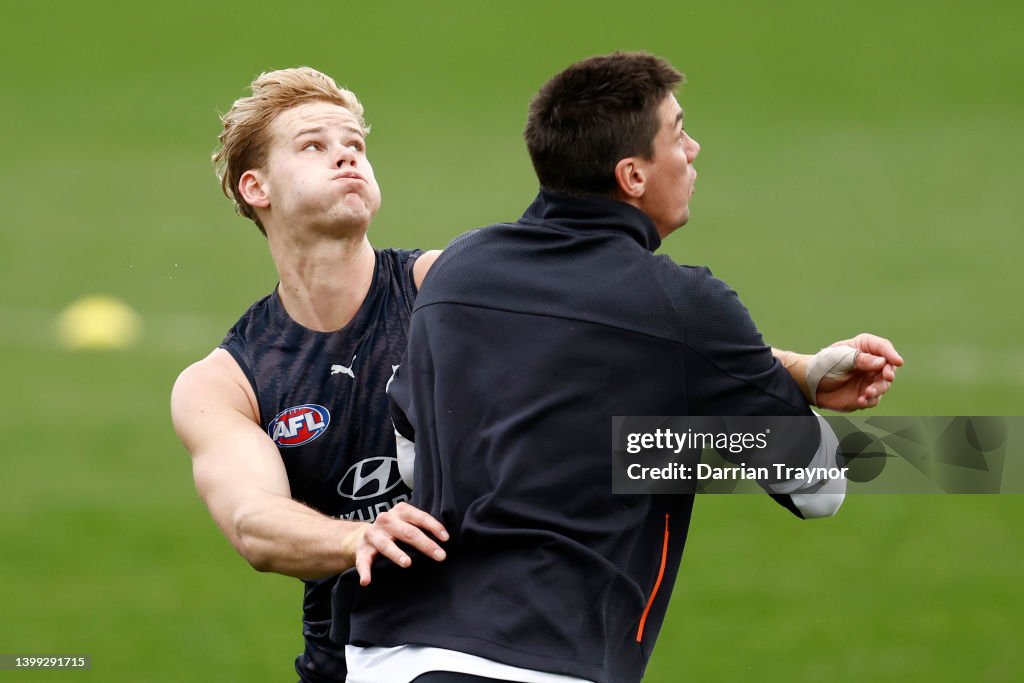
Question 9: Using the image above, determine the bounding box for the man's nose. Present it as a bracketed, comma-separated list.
[336, 145, 356, 167]
[687, 136, 701, 163]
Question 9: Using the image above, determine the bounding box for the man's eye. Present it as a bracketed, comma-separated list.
[302, 142, 321, 151]
[348, 141, 364, 152]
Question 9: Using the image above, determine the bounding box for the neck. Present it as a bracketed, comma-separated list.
[614, 192, 675, 240]
[267, 226, 376, 332]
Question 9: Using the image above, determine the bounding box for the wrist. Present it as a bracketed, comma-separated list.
[772, 348, 813, 404]
[338, 522, 370, 569]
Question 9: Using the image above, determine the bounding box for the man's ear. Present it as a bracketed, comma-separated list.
[614, 157, 646, 199]
[239, 170, 270, 209]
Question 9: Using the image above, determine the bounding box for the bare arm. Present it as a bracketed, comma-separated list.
[171, 348, 446, 581]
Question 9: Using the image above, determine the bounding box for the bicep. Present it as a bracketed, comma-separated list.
[171, 354, 291, 540]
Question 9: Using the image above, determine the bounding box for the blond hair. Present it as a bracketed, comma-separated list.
[213, 67, 368, 234]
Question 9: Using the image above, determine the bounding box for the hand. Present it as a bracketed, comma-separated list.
[351, 502, 448, 586]
[814, 333, 904, 411]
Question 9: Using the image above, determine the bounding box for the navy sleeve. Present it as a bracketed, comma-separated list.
[650, 260, 816, 517]
[649, 258, 811, 417]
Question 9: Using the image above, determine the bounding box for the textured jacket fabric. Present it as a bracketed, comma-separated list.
[346, 192, 811, 683]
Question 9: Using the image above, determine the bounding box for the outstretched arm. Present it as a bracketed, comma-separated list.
[171, 348, 447, 580]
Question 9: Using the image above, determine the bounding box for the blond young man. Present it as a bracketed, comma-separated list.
[171, 68, 448, 682]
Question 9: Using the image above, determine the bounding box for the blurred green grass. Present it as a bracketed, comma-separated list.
[1, 1, 1021, 681]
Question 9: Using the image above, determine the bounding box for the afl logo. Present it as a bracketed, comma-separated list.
[268, 404, 330, 447]
[337, 457, 404, 500]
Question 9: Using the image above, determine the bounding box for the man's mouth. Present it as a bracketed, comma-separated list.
[333, 172, 365, 183]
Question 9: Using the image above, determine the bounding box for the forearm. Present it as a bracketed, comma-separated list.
[772, 347, 812, 403]
[229, 493, 366, 579]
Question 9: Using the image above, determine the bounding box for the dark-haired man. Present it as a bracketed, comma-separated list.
[344, 52, 901, 683]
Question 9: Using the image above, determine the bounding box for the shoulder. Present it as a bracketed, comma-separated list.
[411, 250, 442, 289]
[171, 348, 260, 433]
[221, 292, 275, 348]
[647, 257, 785, 381]
[377, 248, 434, 309]
[647, 257, 760, 343]
[379, 247, 423, 267]
[377, 247, 442, 289]
[643, 258, 808, 412]
[647, 256, 724, 300]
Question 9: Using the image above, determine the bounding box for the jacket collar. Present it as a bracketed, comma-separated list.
[520, 189, 662, 252]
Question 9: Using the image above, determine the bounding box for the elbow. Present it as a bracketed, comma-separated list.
[232, 506, 274, 572]
[789, 413, 845, 519]
[243, 550, 274, 573]
[791, 492, 845, 519]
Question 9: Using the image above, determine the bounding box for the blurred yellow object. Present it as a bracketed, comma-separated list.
[55, 295, 142, 350]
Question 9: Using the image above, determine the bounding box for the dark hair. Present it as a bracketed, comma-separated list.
[524, 52, 684, 197]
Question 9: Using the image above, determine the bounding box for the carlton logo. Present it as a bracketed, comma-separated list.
[268, 404, 331, 447]
[337, 457, 404, 501]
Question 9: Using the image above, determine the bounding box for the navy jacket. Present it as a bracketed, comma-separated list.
[346, 192, 811, 683]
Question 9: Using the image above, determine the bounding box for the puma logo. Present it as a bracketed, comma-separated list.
[330, 354, 357, 380]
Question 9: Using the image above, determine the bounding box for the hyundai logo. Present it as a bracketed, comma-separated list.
[337, 457, 405, 500]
